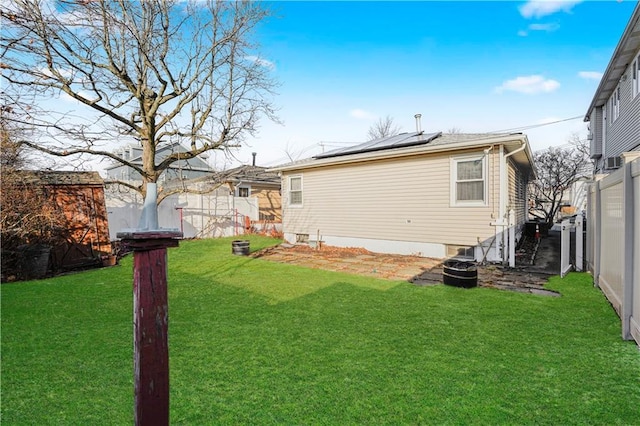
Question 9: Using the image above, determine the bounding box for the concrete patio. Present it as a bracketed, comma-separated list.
[251, 231, 563, 296]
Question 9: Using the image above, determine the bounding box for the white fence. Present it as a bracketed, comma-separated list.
[560, 215, 584, 278]
[105, 188, 259, 240]
[586, 157, 640, 345]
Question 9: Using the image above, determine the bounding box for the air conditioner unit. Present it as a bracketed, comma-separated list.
[606, 156, 622, 169]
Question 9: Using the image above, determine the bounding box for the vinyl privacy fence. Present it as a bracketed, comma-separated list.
[587, 157, 640, 345]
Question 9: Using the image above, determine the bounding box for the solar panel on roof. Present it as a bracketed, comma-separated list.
[314, 132, 442, 159]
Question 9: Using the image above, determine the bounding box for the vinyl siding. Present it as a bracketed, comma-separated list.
[590, 107, 603, 159]
[593, 46, 640, 173]
[508, 159, 527, 224]
[282, 148, 501, 247]
[607, 54, 640, 157]
[251, 187, 282, 221]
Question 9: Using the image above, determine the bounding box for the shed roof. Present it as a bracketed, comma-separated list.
[12, 170, 105, 186]
[222, 165, 280, 186]
[585, 2, 640, 119]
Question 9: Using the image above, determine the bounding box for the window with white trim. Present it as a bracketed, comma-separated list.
[237, 186, 250, 197]
[288, 176, 302, 206]
[633, 53, 640, 98]
[611, 86, 620, 121]
[451, 154, 487, 206]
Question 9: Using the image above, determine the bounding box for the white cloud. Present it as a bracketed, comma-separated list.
[349, 108, 375, 120]
[578, 71, 603, 81]
[519, 1, 583, 19]
[518, 22, 560, 36]
[495, 75, 561, 94]
[60, 90, 98, 104]
[244, 55, 276, 71]
[39, 66, 72, 79]
[528, 22, 560, 32]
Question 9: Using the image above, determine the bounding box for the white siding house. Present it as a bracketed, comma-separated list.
[272, 132, 535, 263]
[106, 142, 215, 182]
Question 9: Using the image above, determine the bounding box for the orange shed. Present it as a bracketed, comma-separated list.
[18, 171, 112, 273]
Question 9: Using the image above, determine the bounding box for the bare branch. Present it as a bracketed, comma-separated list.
[367, 115, 401, 140]
[528, 138, 592, 224]
[1, 0, 278, 202]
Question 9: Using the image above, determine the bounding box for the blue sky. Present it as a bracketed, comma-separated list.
[227, 0, 638, 168]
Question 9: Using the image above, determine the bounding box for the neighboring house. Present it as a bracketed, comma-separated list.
[105, 149, 281, 239]
[105, 142, 215, 182]
[566, 177, 590, 216]
[585, 2, 640, 174]
[584, 3, 640, 345]
[271, 131, 535, 263]
[17, 171, 112, 272]
[222, 162, 282, 222]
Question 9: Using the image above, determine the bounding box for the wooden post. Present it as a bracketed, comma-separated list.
[118, 230, 182, 426]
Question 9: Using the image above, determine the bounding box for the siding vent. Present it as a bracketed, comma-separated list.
[606, 156, 622, 169]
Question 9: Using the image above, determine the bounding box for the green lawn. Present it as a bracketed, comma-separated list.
[2, 236, 639, 425]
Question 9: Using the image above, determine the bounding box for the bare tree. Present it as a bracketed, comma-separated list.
[1, 0, 278, 202]
[1, 106, 67, 280]
[367, 115, 401, 140]
[529, 136, 592, 224]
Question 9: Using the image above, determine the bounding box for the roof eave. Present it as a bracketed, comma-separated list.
[584, 2, 640, 121]
[271, 134, 532, 173]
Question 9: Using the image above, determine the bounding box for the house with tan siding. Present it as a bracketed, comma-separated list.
[272, 132, 535, 263]
[222, 164, 282, 223]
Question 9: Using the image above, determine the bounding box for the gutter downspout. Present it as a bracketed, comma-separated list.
[501, 141, 527, 264]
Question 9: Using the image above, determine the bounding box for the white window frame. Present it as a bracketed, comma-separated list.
[450, 154, 488, 207]
[610, 86, 620, 122]
[236, 185, 251, 198]
[288, 175, 303, 207]
[633, 53, 640, 99]
[602, 103, 607, 157]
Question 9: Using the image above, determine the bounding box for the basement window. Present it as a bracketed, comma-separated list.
[295, 234, 309, 243]
[447, 245, 475, 259]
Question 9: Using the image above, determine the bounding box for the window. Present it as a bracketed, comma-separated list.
[633, 53, 640, 98]
[237, 186, 250, 197]
[295, 233, 309, 243]
[611, 86, 620, 121]
[446, 245, 474, 259]
[602, 102, 607, 156]
[451, 155, 487, 206]
[288, 176, 302, 206]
